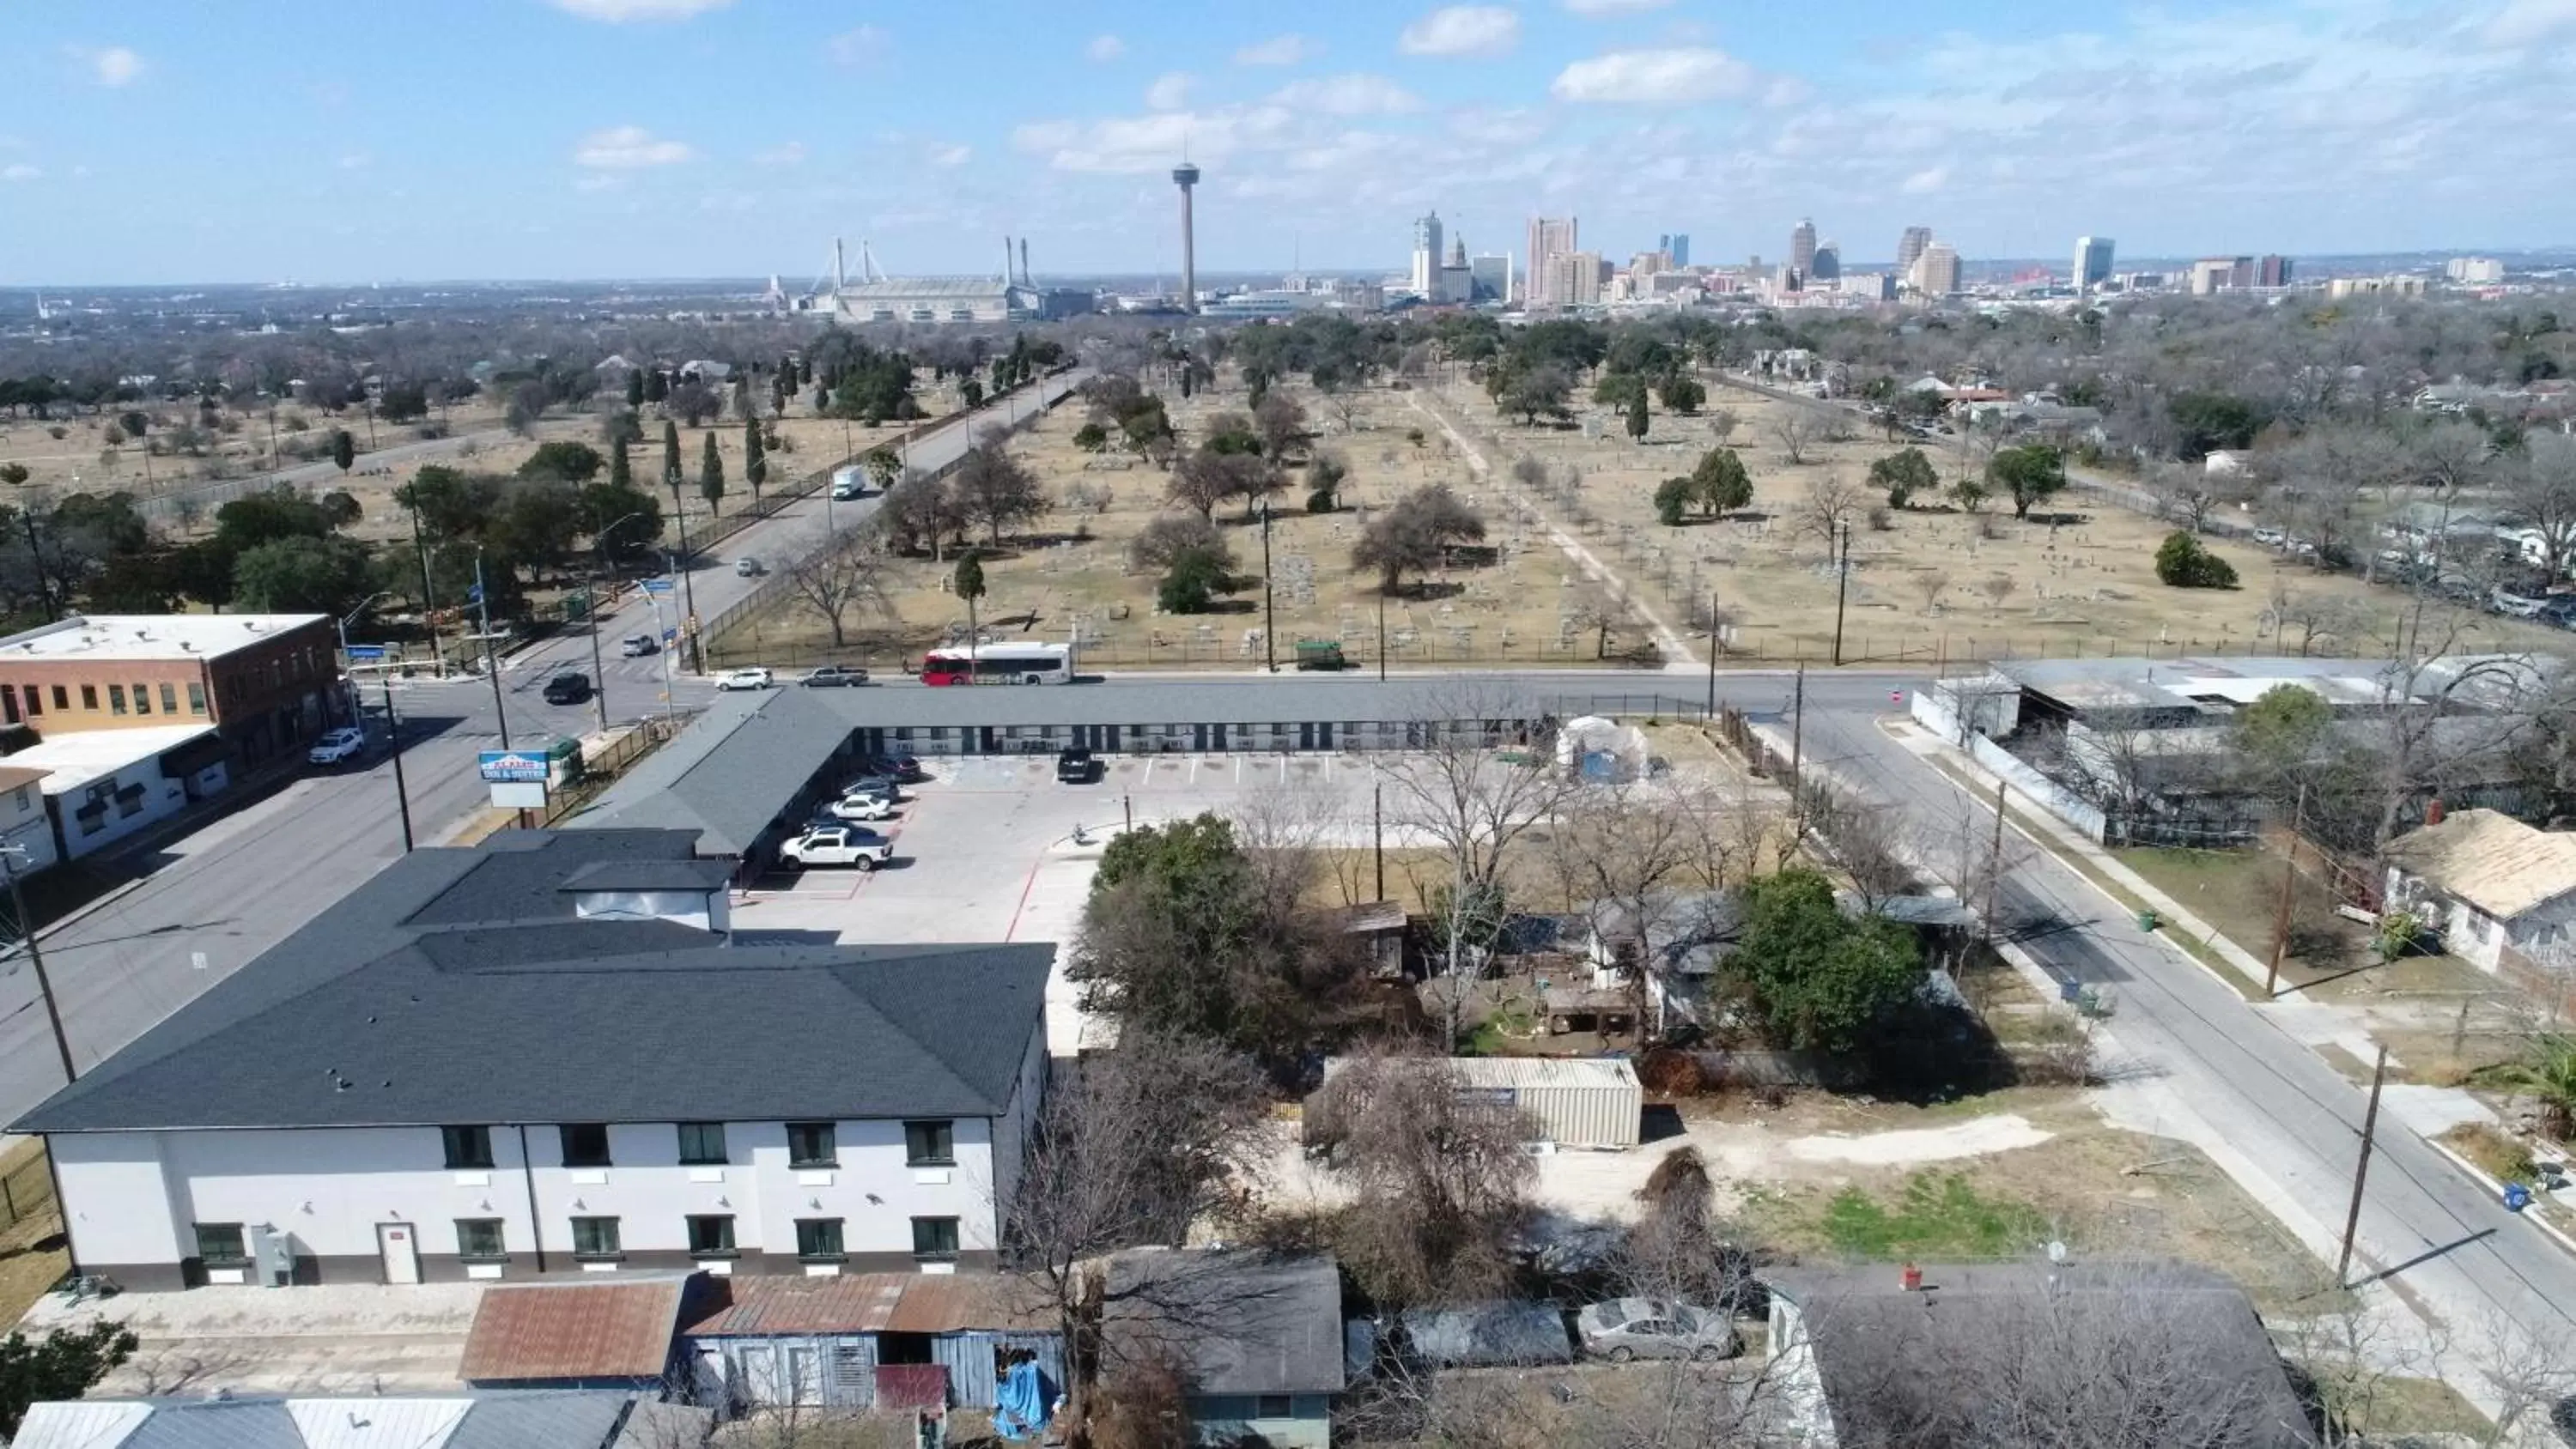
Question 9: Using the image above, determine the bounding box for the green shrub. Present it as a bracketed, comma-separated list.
[2154, 530, 2239, 588]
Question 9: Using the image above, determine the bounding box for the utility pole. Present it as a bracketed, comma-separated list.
[1985, 779, 2008, 943]
[1789, 664, 1806, 785]
[21, 510, 55, 623]
[408, 501, 443, 676]
[1374, 781, 1386, 901]
[665, 470, 699, 673]
[384, 674, 415, 853]
[2336, 1045, 2390, 1285]
[1261, 500, 1278, 674]
[1376, 591, 1388, 682]
[1704, 588, 1720, 718]
[3, 847, 75, 1084]
[2266, 781, 2309, 999]
[475, 551, 509, 750]
[1829, 518, 1853, 667]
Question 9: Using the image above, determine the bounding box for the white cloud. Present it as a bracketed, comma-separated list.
[2, 164, 41, 183]
[1085, 33, 1127, 62]
[1269, 73, 1425, 116]
[574, 174, 624, 193]
[335, 152, 370, 171]
[1551, 46, 1756, 103]
[1563, 0, 1669, 11]
[70, 45, 145, 87]
[928, 142, 974, 167]
[2487, 0, 2576, 43]
[1236, 33, 1322, 66]
[546, 0, 732, 19]
[1399, 6, 1520, 57]
[574, 125, 696, 169]
[1900, 164, 1949, 194]
[827, 25, 889, 65]
[1145, 71, 1194, 110]
[1013, 105, 1298, 173]
[754, 141, 807, 167]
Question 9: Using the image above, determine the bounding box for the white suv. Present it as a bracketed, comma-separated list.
[307, 726, 368, 766]
[716, 667, 775, 691]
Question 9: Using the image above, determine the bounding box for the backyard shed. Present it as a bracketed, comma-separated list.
[1315, 1056, 1643, 1151]
[679, 1271, 1061, 1416]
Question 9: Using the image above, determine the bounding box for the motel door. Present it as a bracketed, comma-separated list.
[376, 1222, 421, 1285]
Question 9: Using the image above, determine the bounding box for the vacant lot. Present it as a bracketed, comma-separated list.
[724, 379, 1668, 672]
[1421, 373, 2567, 666]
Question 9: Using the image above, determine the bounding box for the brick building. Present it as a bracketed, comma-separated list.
[0, 614, 337, 766]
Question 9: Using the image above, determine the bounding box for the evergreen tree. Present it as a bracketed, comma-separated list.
[743, 416, 767, 506]
[644, 369, 668, 404]
[660, 418, 682, 489]
[700, 431, 726, 512]
[1625, 391, 1649, 442]
[610, 433, 632, 490]
[623, 370, 644, 409]
[330, 428, 355, 473]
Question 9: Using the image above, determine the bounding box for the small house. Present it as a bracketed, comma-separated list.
[2384, 808, 2576, 973]
[679, 1270, 1060, 1416]
[1103, 1251, 1346, 1449]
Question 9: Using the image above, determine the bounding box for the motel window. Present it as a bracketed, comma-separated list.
[686, 1215, 737, 1257]
[559, 1123, 612, 1167]
[79, 685, 97, 711]
[132, 682, 151, 715]
[107, 685, 126, 716]
[51, 685, 68, 711]
[454, 1219, 506, 1259]
[21, 684, 37, 716]
[161, 682, 178, 714]
[569, 1216, 622, 1258]
[903, 1119, 954, 1167]
[441, 1125, 494, 1169]
[194, 1223, 248, 1265]
[910, 1216, 959, 1261]
[10, 785, 27, 812]
[677, 1122, 728, 1165]
[188, 682, 207, 715]
[1257, 1397, 1293, 1420]
[0, 686, 16, 724]
[786, 1121, 837, 1168]
[796, 1218, 846, 1261]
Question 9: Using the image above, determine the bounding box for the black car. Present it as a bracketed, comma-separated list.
[856, 752, 928, 783]
[542, 670, 592, 705]
[1056, 748, 1100, 784]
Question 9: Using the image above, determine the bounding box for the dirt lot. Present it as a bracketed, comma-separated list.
[1420, 374, 2569, 667]
[0, 1138, 69, 1331]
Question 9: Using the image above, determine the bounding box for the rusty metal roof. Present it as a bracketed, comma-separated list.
[458, 1277, 691, 1382]
[681, 1273, 908, 1337]
[883, 1273, 1052, 1334]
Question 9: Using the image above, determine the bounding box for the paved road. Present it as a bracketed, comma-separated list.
[0, 374, 1081, 1130]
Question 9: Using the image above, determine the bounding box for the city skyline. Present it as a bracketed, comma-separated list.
[11, 0, 2576, 285]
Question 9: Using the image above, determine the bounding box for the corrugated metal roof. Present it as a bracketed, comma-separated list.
[118, 1401, 299, 1449]
[883, 1272, 1053, 1334]
[446, 1392, 636, 1449]
[283, 1398, 470, 1449]
[459, 1278, 690, 1381]
[681, 1272, 907, 1337]
[2387, 808, 2576, 920]
[9, 1401, 156, 1449]
[1104, 1252, 1346, 1396]
[1324, 1054, 1639, 1092]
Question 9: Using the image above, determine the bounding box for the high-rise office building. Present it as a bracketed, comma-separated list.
[2074, 236, 2116, 290]
[1526, 215, 1578, 306]
[1909, 242, 1960, 296]
[1438, 237, 1473, 306]
[1667, 233, 1691, 268]
[1411, 211, 1444, 299]
[1896, 226, 1933, 276]
[1809, 242, 1840, 282]
[2258, 254, 2295, 288]
[1545, 251, 1604, 307]
[2190, 256, 2256, 295]
[1470, 252, 1511, 303]
[1790, 219, 1818, 277]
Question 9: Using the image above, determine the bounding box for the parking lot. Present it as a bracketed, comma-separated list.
[729, 750, 1394, 1053]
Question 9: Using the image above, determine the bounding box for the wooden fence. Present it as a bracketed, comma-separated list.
[0, 1148, 53, 1236]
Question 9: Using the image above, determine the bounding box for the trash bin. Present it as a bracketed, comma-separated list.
[2136, 908, 2160, 931]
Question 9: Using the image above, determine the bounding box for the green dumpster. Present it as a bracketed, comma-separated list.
[2136, 908, 2160, 931]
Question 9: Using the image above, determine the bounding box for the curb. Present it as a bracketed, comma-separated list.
[2421, 1137, 2576, 1258]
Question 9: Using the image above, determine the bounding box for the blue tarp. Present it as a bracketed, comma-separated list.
[994, 1358, 1052, 1440]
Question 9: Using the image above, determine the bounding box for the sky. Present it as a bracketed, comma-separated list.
[6, 0, 2576, 285]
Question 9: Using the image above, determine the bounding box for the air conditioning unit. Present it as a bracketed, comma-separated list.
[249, 1226, 294, 1288]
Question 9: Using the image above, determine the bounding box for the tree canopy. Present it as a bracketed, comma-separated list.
[1730, 868, 1923, 1054]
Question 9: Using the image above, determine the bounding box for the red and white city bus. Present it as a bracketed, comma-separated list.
[919, 640, 1077, 685]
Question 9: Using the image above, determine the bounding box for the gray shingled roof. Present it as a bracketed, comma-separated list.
[1766, 1260, 2315, 1449]
[560, 858, 737, 893]
[1105, 1251, 1346, 1397]
[576, 688, 856, 854]
[14, 830, 1050, 1133]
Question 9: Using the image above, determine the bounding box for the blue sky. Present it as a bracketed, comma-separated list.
[6, 0, 2573, 284]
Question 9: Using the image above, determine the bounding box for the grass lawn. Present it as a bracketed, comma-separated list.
[2117, 845, 2371, 991]
[1815, 1172, 2050, 1258]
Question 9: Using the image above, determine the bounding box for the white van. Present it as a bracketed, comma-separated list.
[830, 465, 865, 501]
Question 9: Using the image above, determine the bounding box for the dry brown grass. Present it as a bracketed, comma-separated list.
[0, 1138, 69, 1329]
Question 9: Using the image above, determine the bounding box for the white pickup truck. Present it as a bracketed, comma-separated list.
[780, 825, 896, 871]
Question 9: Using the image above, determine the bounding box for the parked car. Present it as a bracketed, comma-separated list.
[841, 773, 903, 801]
[1056, 748, 1101, 784]
[620, 634, 659, 658]
[307, 725, 368, 766]
[801, 665, 869, 688]
[816, 792, 900, 822]
[1573, 1299, 1741, 1363]
[716, 668, 775, 691]
[541, 670, 592, 705]
[780, 824, 896, 870]
[734, 556, 765, 578]
[857, 752, 927, 783]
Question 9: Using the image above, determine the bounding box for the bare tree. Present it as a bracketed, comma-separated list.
[2499, 430, 2576, 582]
[1912, 568, 1950, 614]
[1372, 687, 1575, 1042]
[2266, 585, 2373, 657]
[1303, 1050, 1535, 1309]
[1706, 406, 1741, 444]
[1979, 573, 2019, 610]
[1771, 409, 1823, 464]
[999, 1034, 1273, 1435]
[779, 526, 895, 647]
[1797, 471, 1867, 549]
[1544, 777, 1719, 1030]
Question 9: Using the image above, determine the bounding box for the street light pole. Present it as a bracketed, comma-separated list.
[383, 673, 415, 852]
[475, 549, 510, 750]
[589, 512, 646, 734]
[1261, 500, 1277, 674]
[2, 846, 75, 1084]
